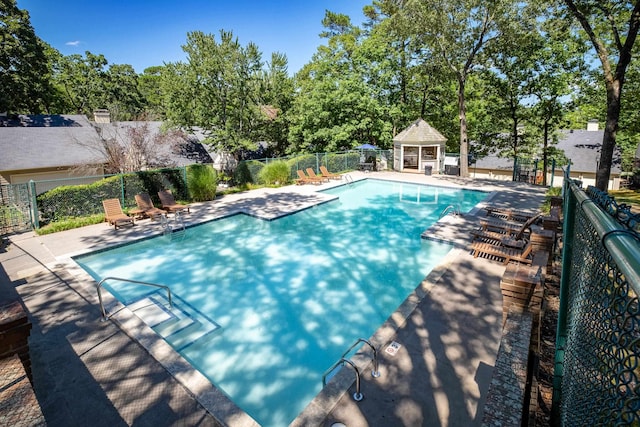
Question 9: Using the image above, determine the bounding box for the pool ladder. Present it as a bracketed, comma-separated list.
[342, 174, 354, 184]
[322, 338, 381, 401]
[161, 211, 186, 239]
[439, 204, 460, 219]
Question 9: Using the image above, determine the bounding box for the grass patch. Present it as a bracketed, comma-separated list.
[36, 214, 105, 235]
[609, 189, 640, 212]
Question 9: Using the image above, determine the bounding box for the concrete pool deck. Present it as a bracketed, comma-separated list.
[0, 172, 548, 426]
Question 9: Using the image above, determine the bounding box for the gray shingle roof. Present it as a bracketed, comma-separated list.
[0, 114, 106, 171]
[95, 121, 213, 166]
[393, 118, 447, 143]
[473, 129, 621, 173]
[1, 116, 214, 173]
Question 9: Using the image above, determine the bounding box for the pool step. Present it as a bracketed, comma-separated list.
[128, 292, 221, 351]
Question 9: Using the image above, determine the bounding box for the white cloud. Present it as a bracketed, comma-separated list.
[65, 40, 81, 46]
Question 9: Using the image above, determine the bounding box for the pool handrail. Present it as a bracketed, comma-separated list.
[322, 338, 381, 398]
[97, 276, 173, 322]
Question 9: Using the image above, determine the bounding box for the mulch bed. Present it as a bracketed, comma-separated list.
[534, 239, 562, 426]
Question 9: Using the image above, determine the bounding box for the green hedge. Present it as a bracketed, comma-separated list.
[36, 168, 188, 225]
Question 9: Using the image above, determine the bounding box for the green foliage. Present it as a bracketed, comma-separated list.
[37, 175, 122, 223]
[0, 204, 28, 231]
[257, 161, 290, 185]
[233, 161, 257, 187]
[187, 164, 218, 201]
[162, 30, 278, 159]
[51, 51, 144, 119]
[35, 214, 104, 235]
[0, 0, 52, 113]
[541, 186, 563, 213]
[36, 168, 188, 225]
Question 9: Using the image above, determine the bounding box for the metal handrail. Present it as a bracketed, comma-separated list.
[322, 337, 381, 396]
[322, 358, 363, 402]
[439, 204, 460, 219]
[97, 276, 173, 322]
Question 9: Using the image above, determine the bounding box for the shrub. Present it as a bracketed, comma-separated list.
[187, 164, 218, 201]
[234, 161, 261, 187]
[258, 161, 290, 186]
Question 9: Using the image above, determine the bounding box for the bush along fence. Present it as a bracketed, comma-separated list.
[0, 165, 199, 234]
[234, 150, 393, 186]
[552, 168, 640, 425]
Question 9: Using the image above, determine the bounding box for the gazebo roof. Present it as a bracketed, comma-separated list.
[393, 118, 447, 144]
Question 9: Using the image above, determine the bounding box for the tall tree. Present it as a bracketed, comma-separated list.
[288, 12, 391, 152]
[259, 52, 293, 157]
[54, 51, 109, 115]
[162, 30, 265, 160]
[559, 0, 640, 190]
[105, 63, 144, 120]
[405, 0, 515, 177]
[138, 65, 166, 120]
[0, 0, 51, 113]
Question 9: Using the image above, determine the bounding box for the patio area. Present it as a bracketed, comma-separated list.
[0, 171, 548, 426]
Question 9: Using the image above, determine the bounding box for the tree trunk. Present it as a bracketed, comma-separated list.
[597, 79, 622, 191]
[543, 121, 549, 186]
[458, 76, 469, 177]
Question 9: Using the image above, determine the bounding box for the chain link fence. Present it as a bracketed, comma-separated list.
[0, 183, 32, 235]
[235, 150, 393, 184]
[552, 170, 640, 425]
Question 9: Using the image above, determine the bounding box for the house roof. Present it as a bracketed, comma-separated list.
[95, 121, 213, 166]
[0, 114, 106, 171]
[473, 129, 621, 174]
[0, 115, 215, 173]
[393, 118, 447, 144]
[558, 129, 621, 173]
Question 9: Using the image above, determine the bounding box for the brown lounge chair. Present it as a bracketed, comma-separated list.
[295, 170, 322, 185]
[473, 213, 542, 248]
[319, 166, 341, 180]
[134, 193, 167, 220]
[483, 205, 537, 222]
[470, 240, 534, 265]
[102, 198, 134, 229]
[470, 229, 527, 249]
[158, 190, 191, 213]
[306, 168, 329, 182]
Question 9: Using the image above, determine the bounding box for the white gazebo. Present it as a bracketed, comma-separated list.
[393, 118, 447, 174]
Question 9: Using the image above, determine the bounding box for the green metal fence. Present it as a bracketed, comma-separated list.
[552, 168, 640, 425]
[0, 183, 32, 235]
[236, 150, 393, 184]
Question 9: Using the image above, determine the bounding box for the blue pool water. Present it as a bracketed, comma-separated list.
[75, 179, 487, 426]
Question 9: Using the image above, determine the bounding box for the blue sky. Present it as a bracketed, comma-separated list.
[18, 0, 370, 74]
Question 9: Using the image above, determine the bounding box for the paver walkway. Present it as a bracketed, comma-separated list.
[0, 172, 548, 426]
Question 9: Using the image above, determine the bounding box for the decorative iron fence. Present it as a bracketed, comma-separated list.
[552, 169, 640, 425]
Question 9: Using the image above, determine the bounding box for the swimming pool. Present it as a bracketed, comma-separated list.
[75, 179, 487, 426]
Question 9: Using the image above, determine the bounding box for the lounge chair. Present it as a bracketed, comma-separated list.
[134, 193, 167, 220]
[320, 166, 341, 180]
[295, 170, 322, 185]
[306, 168, 329, 182]
[470, 240, 534, 265]
[102, 198, 134, 229]
[483, 205, 537, 222]
[470, 228, 527, 249]
[479, 212, 542, 239]
[158, 190, 191, 213]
